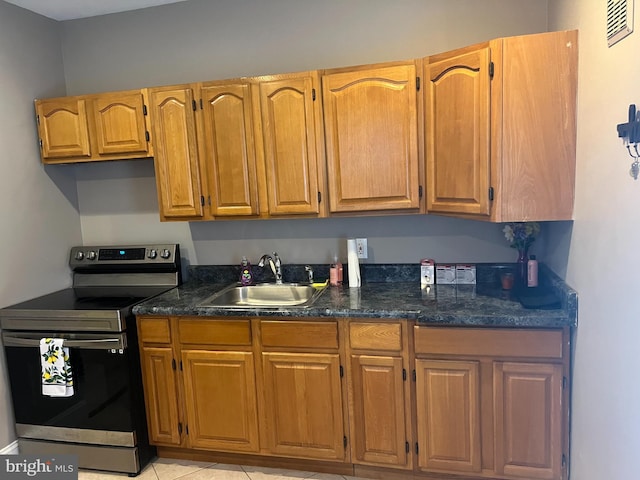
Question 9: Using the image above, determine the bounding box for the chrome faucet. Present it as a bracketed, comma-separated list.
[258, 252, 283, 284]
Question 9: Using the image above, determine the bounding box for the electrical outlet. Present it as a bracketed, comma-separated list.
[356, 238, 368, 259]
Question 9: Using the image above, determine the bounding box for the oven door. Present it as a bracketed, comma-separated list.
[2, 331, 138, 447]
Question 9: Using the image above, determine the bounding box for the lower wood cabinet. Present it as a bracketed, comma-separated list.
[139, 345, 182, 446]
[415, 359, 481, 473]
[181, 349, 259, 452]
[259, 319, 346, 461]
[137, 316, 570, 480]
[493, 361, 564, 480]
[414, 327, 569, 480]
[346, 321, 411, 469]
[262, 351, 345, 460]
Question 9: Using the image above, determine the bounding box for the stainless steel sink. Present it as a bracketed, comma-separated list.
[198, 283, 328, 308]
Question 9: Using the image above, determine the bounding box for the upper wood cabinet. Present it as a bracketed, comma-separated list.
[425, 30, 577, 222]
[198, 81, 260, 217]
[148, 85, 204, 220]
[426, 47, 490, 216]
[322, 62, 422, 213]
[35, 90, 152, 163]
[254, 72, 325, 216]
[193, 72, 325, 221]
[91, 91, 151, 156]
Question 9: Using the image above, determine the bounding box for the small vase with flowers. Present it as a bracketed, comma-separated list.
[502, 222, 540, 287]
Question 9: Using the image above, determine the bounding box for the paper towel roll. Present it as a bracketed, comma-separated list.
[347, 239, 361, 287]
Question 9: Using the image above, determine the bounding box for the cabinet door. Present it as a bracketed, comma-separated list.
[149, 87, 204, 219]
[181, 350, 259, 452]
[323, 64, 420, 212]
[350, 355, 408, 467]
[91, 91, 149, 156]
[35, 98, 90, 160]
[199, 82, 260, 217]
[258, 73, 322, 215]
[494, 362, 563, 480]
[139, 346, 181, 446]
[425, 47, 491, 216]
[415, 359, 481, 473]
[262, 352, 345, 460]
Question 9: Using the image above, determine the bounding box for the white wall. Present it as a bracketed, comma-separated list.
[548, 1, 640, 479]
[0, 1, 82, 450]
[65, 0, 552, 267]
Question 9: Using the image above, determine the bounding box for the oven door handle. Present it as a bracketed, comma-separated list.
[1, 335, 126, 350]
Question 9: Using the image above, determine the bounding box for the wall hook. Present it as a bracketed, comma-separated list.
[617, 104, 640, 179]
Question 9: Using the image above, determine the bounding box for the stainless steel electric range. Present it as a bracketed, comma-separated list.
[0, 243, 181, 475]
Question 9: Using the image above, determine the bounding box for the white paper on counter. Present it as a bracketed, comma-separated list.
[347, 238, 361, 287]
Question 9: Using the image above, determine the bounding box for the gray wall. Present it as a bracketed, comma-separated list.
[0, 1, 82, 450]
[63, 0, 553, 268]
[549, 1, 640, 479]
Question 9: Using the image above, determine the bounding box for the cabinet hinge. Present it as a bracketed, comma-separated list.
[416, 76, 421, 91]
[418, 185, 423, 199]
[201, 196, 205, 207]
[312, 88, 316, 101]
[489, 61, 495, 79]
[405, 441, 410, 453]
[186, 424, 189, 435]
[143, 104, 148, 116]
[562, 454, 566, 467]
[343, 436, 347, 448]
[39, 139, 43, 149]
[412, 369, 416, 382]
[171, 359, 176, 370]
[318, 191, 322, 203]
[340, 365, 344, 378]
[200, 98, 203, 110]
[180, 360, 183, 371]
[563, 376, 567, 389]
[192, 100, 197, 111]
[36, 115, 40, 125]
[145, 131, 150, 142]
[415, 442, 419, 455]
[489, 186, 494, 201]
[177, 423, 182, 435]
[403, 368, 407, 381]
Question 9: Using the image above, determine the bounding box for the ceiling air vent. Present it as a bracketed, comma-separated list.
[608, 0, 634, 47]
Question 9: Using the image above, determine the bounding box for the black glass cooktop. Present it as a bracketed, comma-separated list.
[2, 288, 160, 312]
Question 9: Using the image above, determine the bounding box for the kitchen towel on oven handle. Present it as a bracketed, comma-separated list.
[40, 338, 74, 397]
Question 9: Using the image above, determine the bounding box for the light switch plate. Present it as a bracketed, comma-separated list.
[356, 238, 368, 259]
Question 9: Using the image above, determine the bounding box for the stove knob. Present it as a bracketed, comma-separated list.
[86, 250, 97, 261]
[74, 251, 85, 261]
[160, 249, 171, 259]
[148, 249, 157, 259]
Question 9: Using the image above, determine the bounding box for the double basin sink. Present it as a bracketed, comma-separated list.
[198, 282, 328, 309]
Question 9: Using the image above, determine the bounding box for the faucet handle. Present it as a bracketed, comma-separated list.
[304, 265, 314, 284]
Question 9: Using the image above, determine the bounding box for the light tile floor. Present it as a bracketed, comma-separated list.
[78, 458, 369, 480]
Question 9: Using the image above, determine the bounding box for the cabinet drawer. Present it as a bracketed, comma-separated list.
[349, 322, 402, 351]
[138, 317, 171, 343]
[414, 327, 563, 359]
[179, 319, 251, 346]
[260, 321, 339, 349]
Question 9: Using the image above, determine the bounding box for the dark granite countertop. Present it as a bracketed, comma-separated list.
[133, 263, 577, 328]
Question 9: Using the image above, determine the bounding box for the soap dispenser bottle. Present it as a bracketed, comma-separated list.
[240, 256, 253, 286]
[330, 255, 343, 286]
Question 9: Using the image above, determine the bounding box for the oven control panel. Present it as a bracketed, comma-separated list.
[69, 244, 180, 268]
